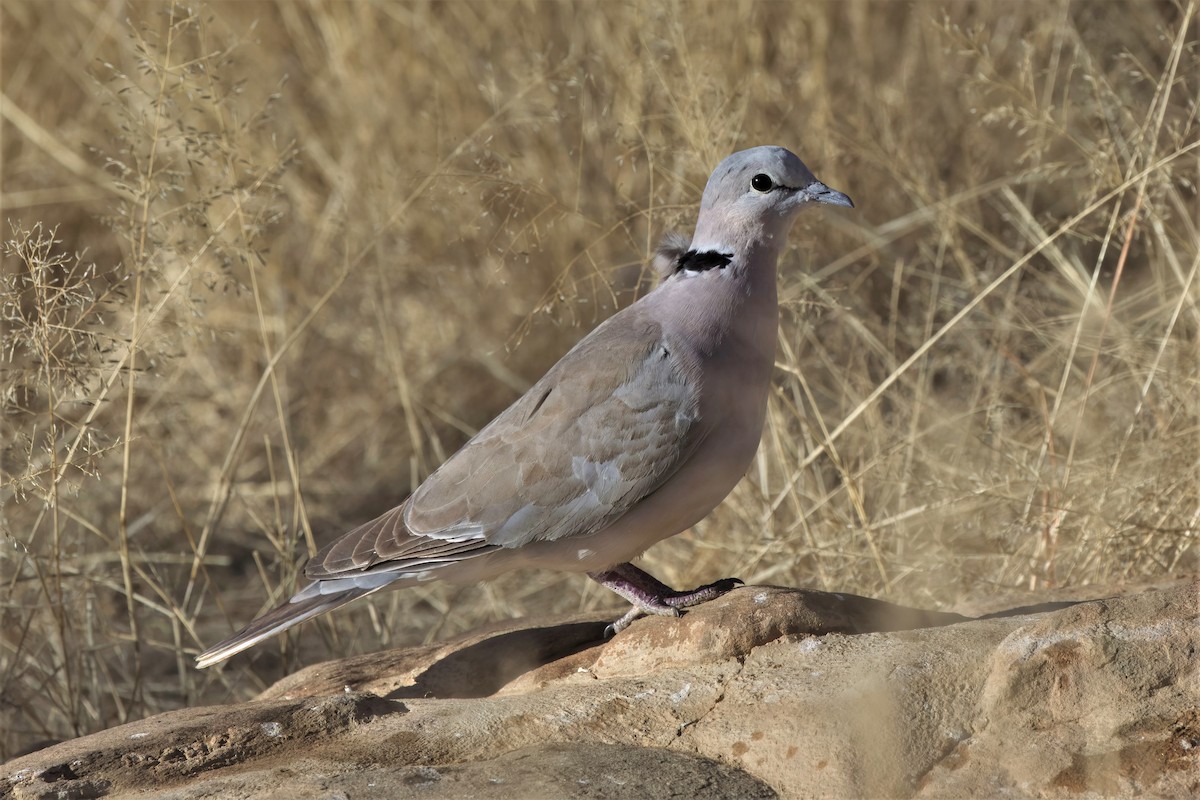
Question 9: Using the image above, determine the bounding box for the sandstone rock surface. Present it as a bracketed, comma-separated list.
[4, 581, 1197, 799]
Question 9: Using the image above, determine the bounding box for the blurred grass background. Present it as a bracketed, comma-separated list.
[1, 0, 1196, 758]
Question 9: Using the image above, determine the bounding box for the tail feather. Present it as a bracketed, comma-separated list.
[195, 586, 373, 668]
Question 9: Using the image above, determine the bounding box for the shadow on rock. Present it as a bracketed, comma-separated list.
[978, 600, 1088, 619]
[386, 620, 609, 700]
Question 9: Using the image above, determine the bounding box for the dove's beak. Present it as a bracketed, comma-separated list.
[803, 181, 854, 209]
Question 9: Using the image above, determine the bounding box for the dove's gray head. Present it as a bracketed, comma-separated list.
[689, 146, 852, 255]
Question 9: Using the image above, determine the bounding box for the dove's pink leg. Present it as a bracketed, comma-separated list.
[587, 562, 743, 635]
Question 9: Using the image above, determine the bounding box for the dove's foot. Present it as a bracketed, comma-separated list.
[587, 562, 744, 637]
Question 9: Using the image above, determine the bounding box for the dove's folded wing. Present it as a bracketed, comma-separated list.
[304, 311, 705, 581]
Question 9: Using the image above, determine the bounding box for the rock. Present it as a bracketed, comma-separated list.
[3, 581, 1196, 799]
[918, 584, 1200, 797]
[134, 743, 778, 800]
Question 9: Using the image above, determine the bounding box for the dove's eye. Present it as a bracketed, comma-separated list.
[751, 174, 773, 193]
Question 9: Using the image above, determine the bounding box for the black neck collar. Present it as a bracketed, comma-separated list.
[674, 249, 733, 274]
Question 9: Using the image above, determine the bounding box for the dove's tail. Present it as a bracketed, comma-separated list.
[195, 583, 381, 668]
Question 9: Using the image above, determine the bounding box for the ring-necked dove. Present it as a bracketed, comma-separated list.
[196, 146, 852, 668]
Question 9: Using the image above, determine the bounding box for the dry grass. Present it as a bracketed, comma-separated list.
[1, 0, 1196, 758]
